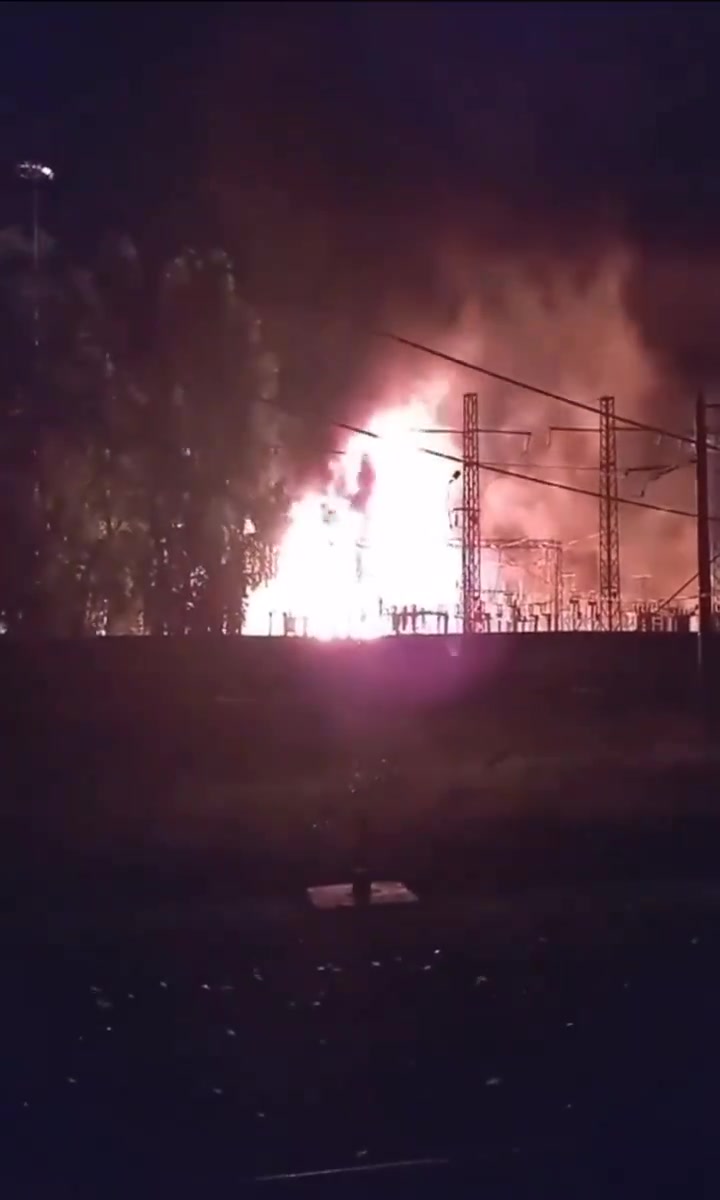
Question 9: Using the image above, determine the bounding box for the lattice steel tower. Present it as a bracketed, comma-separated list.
[598, 395, 621, 630]
[708, 409, 720, 611]
[462, 392, 481, 633]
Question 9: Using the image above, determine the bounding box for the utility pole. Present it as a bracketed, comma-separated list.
[550, 398, 670, 633]
[695, 393, 712, 714]
[435, 410, 532, 634]
[462, 392, 481, 634]
[707, 403, 720, 612]
[598, 396, 621, 631]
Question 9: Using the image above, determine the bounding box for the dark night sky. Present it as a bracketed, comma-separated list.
[1, 5, 718, 248]
[3, 1, 720, 401]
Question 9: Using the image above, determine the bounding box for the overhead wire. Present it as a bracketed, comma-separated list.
[264, 397, 705, 521]
[656, 552, 720, 613]
[264, 297, 710, 450]
[372, 328, 708, 452]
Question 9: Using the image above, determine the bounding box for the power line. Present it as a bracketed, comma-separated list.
[656, 551, 720, 613]
[465, 462, 617, 472]
[263, 397, 704, 521]
[265, 297, 706, 452]
[374, 328, 706, 452]
[330, 414, 702, 522]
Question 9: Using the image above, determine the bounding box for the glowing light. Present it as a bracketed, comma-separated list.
[244, 393, 464, 638]
[15, 161, 54, 183]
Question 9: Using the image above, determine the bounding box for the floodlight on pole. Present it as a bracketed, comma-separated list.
[14, 161, 54, 348]
[15, 162, 55, 184]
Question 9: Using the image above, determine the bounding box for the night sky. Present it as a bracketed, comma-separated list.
[3, 2, 720, 417]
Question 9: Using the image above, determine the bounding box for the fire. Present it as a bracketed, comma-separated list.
[244, 396, 464, 638]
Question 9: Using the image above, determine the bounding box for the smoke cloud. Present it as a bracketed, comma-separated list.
[199, 1, 720, 595]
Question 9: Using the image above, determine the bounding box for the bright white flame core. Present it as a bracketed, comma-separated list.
[244, 399, 463, 639]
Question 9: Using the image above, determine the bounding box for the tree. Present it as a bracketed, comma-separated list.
[0, 225, 117, 633]
[146, 245, 287, 634]
[0, 229, 287, 636]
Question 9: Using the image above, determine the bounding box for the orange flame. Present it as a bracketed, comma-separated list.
[244, 394, 465, 638]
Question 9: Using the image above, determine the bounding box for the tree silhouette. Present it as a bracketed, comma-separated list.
[0, 230, 287, 635]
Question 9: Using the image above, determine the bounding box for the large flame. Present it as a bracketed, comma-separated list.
[244, 396, 465, 638]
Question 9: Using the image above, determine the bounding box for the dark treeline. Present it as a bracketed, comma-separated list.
[0, 227, 290, 635]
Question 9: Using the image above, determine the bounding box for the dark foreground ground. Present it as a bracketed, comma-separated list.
[4, 882, 720, 1198]
[2, 636, 720, 1195]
